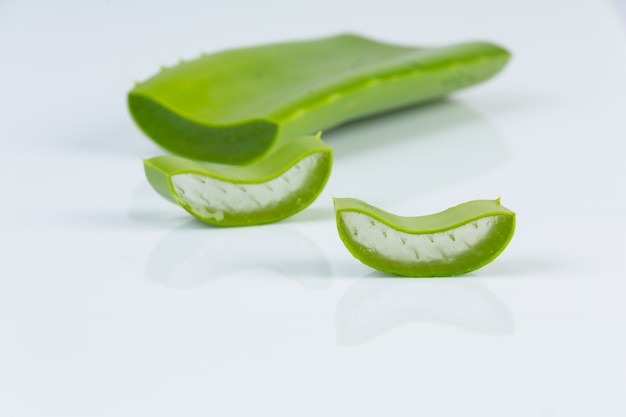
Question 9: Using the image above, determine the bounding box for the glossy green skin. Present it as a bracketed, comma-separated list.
[145, 135, 332, 226]
[334, 198, 516, 277]
[129, 34, 510, 164]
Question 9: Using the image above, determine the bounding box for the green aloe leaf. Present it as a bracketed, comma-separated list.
[144, 134, 332, 226]
[129, 34, 510, 164]
[334, 197, 515, 277]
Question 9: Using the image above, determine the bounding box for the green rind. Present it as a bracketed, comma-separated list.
[129, 94, 277, 164]
[334, 197, 516, 277]
[129, 34, 510, 164]
[144, 135, 332, 226]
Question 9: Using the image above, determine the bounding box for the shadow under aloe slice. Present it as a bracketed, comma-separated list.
[334, 197, 516, 277]
[129, 33, 510, 164]
[144, 135, 332, 226]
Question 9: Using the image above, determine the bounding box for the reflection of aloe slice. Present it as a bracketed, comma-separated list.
[129, 34, 510, 164]
[334, 198, 515, 277]
[144, 135, 332, 226]
[146, 222, 331, 289]
[335, 277, 515, 345]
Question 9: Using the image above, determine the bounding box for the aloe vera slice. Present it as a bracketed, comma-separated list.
[129, 34, 510, 164]
[334, 197, 515, 277]
[144, 135, 332, 226]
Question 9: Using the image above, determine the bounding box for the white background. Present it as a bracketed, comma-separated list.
[1, 0, 626, 416]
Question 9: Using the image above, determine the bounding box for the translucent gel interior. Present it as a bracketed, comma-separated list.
[170, 153, 322, 221]
[340, 211, 504, 263]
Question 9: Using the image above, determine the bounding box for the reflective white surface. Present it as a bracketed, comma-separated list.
[1, 0, 626, 415]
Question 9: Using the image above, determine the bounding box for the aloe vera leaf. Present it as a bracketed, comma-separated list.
[144, 134, 332, 226]
[334, 197, 515, 277]
[129, 34, 510, 164]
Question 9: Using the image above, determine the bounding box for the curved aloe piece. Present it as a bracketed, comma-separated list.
[334, 197, 515, 277]
[129, 34, 510, 164]
[145, 135, 332, 226]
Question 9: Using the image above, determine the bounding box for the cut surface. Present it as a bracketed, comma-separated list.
[171, 153, 324, 222]
[341, 212, 504, 264]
